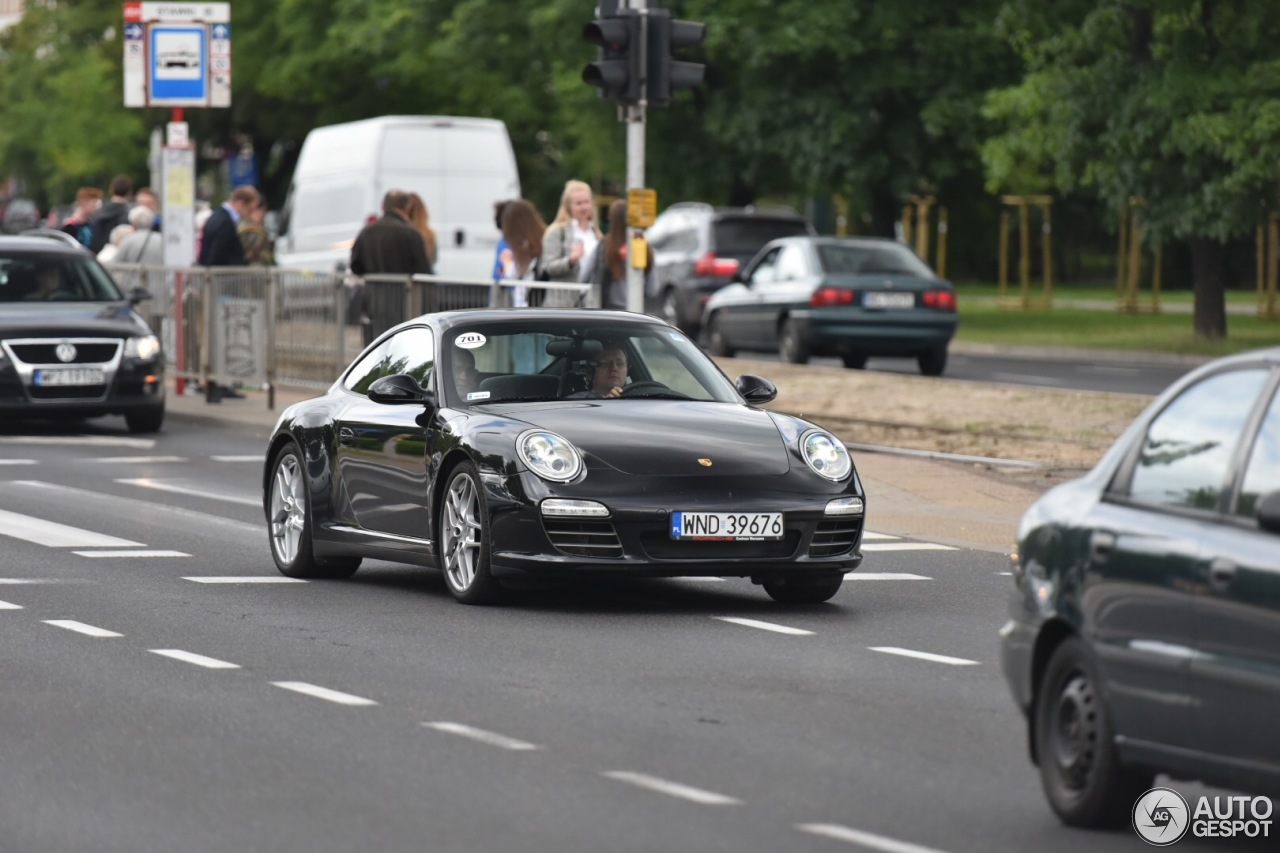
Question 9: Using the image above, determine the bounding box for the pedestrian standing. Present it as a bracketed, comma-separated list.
[97, 223, 136, 263]
[585, 199, 654, 311]
[540, 180, 600, 307]
[115, 205, 164, 265]
[237, 195, 275, 266]
[404, 192, 438, 271]
[89, 174, 134, 254]
[498, 199, 546, 308]
[199, 186, 259, 266]
[60, 187, 102, 248]
[134, 186, 161, 231]
[349, 190, 433, 344]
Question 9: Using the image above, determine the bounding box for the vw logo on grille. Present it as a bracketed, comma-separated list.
[55, 342, 77, 363]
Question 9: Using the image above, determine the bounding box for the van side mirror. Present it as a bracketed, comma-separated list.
[368, 373, 436, 408]
[1258, 491, 1280, 534]
[735, 374, 777, 405]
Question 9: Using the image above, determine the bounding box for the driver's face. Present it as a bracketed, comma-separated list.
[592, 346, 628, 394]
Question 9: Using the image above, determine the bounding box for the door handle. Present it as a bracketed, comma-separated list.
[338, 427, 355, 446]
[1089, 531, 1116, 563]
[1209, 559, 1237, 592]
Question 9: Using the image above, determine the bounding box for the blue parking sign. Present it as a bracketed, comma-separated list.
[150, 25, 206, 103]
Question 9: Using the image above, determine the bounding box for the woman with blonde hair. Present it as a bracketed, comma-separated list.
[498, 199, 547, 307]
[540, 180, 600, 307]
[405, 192, 438, 271]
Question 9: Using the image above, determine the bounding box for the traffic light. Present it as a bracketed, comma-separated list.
[582, 9, 643, 106]
[647, 10, 706, 107]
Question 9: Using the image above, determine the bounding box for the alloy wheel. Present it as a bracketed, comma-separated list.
[442, 472, 482, 592]
[270, 453, 306, 565]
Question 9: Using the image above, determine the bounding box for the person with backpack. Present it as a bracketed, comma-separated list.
[59, 187, 102, 249]
[88, 175, 133, 254]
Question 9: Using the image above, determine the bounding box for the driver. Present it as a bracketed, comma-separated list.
[26, 267, 63, 301]
[451, 347, 479, 399]
[570, 342, 629, 398]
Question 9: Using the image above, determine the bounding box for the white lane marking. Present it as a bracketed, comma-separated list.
[150, 649, 241, 669]
[74, 550, 191, 558]
[997, 571, 1013, 576]
[845, 573, 931, 580]
[861, 532, 899, 541]
[713, 616, 814, 636]
[869, 647, 979, 666]
[798, 823, 953, 853]
[12, 481, 261, 535]
[0, 508, 143, 548]
[93, 456, 187, 464]
[0, 600, 22, 610]
[422, 722, 540, 751]
[0, 436, 155, 449]
[861, 542, 957, 552]
[0, 579, 56, 584]
[44, 620, 122, 638]
[184, 576, 306, 584]
[210, 455, 262, 462]
[115, 478, 260, 507]
[271, 682, 378, 706]
[603, 771, 741, 806]
[0, 459, 37, 466]
[671, 577, 726, 583]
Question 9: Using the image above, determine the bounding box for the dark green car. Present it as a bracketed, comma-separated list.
[1001, 347, 1280, 827]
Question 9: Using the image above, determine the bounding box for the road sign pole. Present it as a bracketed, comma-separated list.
[624, 0, 647, 313]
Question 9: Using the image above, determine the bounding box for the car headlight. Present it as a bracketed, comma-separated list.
[801, 430, 852, 481]
[517, 430, 583, 482]
[124, 334, 161, 360]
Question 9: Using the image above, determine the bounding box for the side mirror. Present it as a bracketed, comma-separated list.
[128, 286, 153, 305]
[730, 270, 745, 285]
[1258, 490, 1280, 534]
[368, 373, 436, 407]
[735, 374, 777, 405]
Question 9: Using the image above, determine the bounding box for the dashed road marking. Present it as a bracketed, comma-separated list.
[12, 480, 261, 536]
[670, 577, 726, 583]
[210, 455, 262, 463]
[862, 532, 898, 540]
[845, 573, 931, 580]
[713, 616, 813, 636]
[861, 542, 957, 552]
[74, 550, 191, 558]
[602, 771, 741, 806]
[115, 478, 260, 507]
[0, 600, 22, 610]
[869, 647, 979, 666]
[798, 823, 953, 853]
[422, 722, 540, 751]
[271, 682, 378, 707]
[93, 456, 187, 464]
[184, 576, 306, 584]
[0, 508, 143, 548]
[0, 436, 155, 449]
[44, 620, 122, 638]
[150, 649, 241, 669]
[0, 459, 37, 466]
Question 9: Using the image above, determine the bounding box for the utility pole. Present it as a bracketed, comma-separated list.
[623, 0, 648, 313]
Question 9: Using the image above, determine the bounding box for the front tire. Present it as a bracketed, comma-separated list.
[707, 313, 735, 357]
[763, 572, 843, 603]
[268, 444, 361, 579]
[125, 405, 165, 434]
[1034, 637, 1151, 827]
[779, 318, 810, 364]
[439, 461, 504, 604]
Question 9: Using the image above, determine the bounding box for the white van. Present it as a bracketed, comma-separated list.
[275, 116, 521, 280]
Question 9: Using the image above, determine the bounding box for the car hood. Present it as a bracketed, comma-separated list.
[492, 400, 792, 476]
[0, 302, 146, 338]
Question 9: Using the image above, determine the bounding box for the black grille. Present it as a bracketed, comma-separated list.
[809, 519, 861, 557]
[10, 342, 120, 364]
[27, 384, 107, 400]
[544, 520, 623, 559]
[641, 531, 800, 560]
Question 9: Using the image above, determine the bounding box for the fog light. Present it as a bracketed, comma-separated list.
[541, 499, 609, 518]
[825, 497, 864, 516]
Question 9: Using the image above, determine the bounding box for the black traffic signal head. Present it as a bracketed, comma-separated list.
[583, 10, 643, 106]
[647, 10, 706, 107]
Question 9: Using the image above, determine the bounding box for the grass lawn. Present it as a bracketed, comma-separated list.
[954, 281, 1262, 305]
[955, 302, 1280, 356]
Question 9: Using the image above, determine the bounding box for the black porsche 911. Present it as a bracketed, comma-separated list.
[262, 309, 866, 604]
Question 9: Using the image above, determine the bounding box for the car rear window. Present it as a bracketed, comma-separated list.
[0, 252, 124, 303]
[818, 243, 936, 278]
[712, 218, 810, 254]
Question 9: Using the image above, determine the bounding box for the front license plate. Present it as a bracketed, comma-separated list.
[671, 512, 783, 541]
[34, 368, 104, 387]
[863, 292, 914, 309]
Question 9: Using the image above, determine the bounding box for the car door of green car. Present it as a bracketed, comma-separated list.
[1088, 367, 1274, 751]
[1189, 371, 1280, 772]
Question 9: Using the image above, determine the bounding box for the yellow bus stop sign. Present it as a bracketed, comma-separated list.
[627, 188, 658, 228]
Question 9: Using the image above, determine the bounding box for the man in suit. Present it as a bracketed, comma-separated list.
[198, 186, 259, 266]
[349, 190, 434, 344]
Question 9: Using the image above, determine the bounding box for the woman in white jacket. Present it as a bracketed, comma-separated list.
[540, 180, 600, 307]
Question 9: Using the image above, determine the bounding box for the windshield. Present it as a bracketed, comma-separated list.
[443, 320, 741, 407]
[818, 242, 936, 278]
[0, 252, 124, 303]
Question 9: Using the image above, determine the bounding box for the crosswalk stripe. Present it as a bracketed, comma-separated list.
[0, 508, 143, 548]
[862, 542, 957, 552]
[845, 573, 931, 580]
[44, 620, 122, 638]
[74, 550, 191, 558]
[184, 576, 306, 584]
[0, 600, 22, 610]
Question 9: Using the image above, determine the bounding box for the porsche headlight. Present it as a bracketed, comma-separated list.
[124, 334, 161, 360]
[517, 430, 583, 482]
[801, 430, 852, 481]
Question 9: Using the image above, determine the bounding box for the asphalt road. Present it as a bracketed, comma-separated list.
[0, 417, 1260, 852]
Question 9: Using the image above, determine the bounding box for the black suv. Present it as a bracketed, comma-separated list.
[645, 203, 815, 333]
[0, 236, 165, 432]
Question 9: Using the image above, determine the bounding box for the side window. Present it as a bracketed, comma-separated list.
[748, 248, 781, 286]
[1128, 369, 1271, 511]
[773, 244, 808, 282]
[343, 340, 392, 395]
[1237, 386, 1280, 518]
[385, 327, 435, 388]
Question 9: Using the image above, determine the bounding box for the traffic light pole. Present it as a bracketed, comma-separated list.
[624, 0, 647, 314]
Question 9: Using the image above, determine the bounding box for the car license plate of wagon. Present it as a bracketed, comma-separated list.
[671, 512, 783, 541]
[33, 368, 104, 386]
[863, 292, 914, 309]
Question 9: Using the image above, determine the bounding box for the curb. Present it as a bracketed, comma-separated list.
[948, 340, 1214, 368]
